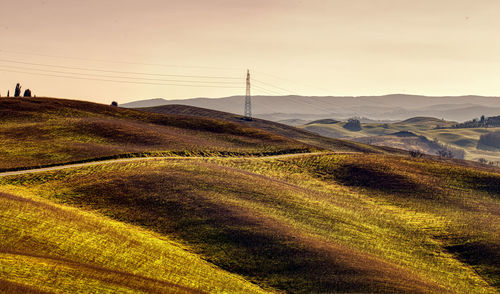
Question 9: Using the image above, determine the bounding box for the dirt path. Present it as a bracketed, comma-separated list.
[0, 152, 331, 177]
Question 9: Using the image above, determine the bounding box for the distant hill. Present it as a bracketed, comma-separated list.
[391, 131, 419, 137]
[400, 117, 445, 124]
[354, 132, 465, 159]
[276, 118, 309, 126]
[121, 94, 500, 122]
[306, 118, 340, 125]
[298, 115, 500, 162]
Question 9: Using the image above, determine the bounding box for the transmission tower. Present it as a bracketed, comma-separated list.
[244, 69, 252, 120]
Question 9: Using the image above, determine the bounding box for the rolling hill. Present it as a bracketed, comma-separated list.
[0, 97, 402, 172]
[0, 97, 317, 171]
[139, 104, 393, 154]
[1, 97, 499, 293]
[300, 117, 500, 162]
[0, 154, 498, 293]
[353, 131, 461, 158]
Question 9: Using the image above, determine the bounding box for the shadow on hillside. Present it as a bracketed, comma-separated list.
[70, 176, 372, 293]
[63, 172, 439, 294]
[446, 241, 500, 288]
[467, 175, 500, 198]
[444, 170, 500, 199]
[333, 164, 433, 198]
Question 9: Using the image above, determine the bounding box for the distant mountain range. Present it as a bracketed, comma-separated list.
[121, 94, 500, 122]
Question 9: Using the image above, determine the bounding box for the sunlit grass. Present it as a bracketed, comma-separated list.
[2, 154, 498, 293]
[212, 154, 499, 291]
[0, 189, 267, 293]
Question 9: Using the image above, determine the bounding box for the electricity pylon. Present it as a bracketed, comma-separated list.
[244, 69, 252, 120]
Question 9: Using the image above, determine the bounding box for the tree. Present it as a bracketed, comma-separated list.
[437, 149, 453, 158]
[343, 118, 362, 131]
[478, 131, 500, 149]
[23, 89, 32, 97]
[14, 83, 21, 97]
[111, 101, 118, 107]
[409, 150, 425, 158]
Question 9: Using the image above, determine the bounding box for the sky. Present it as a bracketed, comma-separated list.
[1, 0, 500, 103]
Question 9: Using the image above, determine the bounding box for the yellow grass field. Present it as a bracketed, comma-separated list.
[1, 153, 498, 293]
[0, 189, 266, 293]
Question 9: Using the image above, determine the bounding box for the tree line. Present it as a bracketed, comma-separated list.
[0, 83, 33, 98]
[478, 131, 500, 149]
[448, 115, 500, 129]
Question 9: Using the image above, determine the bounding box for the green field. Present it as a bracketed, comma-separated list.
[301, 117, 500, 162]
[423, 127, 500, 161]
[302, 117, 454, 138]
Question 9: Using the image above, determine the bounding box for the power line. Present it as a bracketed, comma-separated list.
[3, 66, 332, 114]
[0, 69, 242, 89]
[0, 59, 240, 79]
[0, 65, 241, 84]
[252, 88, 278, 96]
[0, 49, 240, 70]
[252, 84, 282, 95]
[246, 84, 275, 95]
[0, 53, 333, 112]
[253, 78, 296, 95]
[253, 70, 333, 95]
[253, 76, 337, 113]
[0, 51, 336, 95]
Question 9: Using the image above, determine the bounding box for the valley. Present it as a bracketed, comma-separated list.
[300, 117, 500, 163]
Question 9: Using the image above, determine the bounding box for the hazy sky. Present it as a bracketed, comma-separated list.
[1, 0, 499, 103]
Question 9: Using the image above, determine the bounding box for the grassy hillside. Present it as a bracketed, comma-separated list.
[301, 117, 500, 162]
[0, 190, 266, 293]
[423, 127, 500, 161]
[140, 104, 395, 154]
[301, 117, 455, 139]
[2, 98, 498, 293]
[1, 155, 498, 293]
[0, 97, 315, 170]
